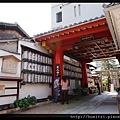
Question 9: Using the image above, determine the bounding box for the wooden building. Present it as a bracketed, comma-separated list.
[0, 22, 53, 105]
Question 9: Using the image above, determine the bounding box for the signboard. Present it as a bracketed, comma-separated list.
[1, 56, 19, 74]
[0, 85, 5, 95]
[80, 34, 94, 41]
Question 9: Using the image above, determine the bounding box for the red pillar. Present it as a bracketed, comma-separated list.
[81, 60, 88, 86]
[54, 42, 64, 78]
[52, 42, 64, 99]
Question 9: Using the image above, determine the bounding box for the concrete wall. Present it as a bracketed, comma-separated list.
[51, 3, 104, 29]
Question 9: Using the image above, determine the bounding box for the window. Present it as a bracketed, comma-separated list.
[78, 4, 81, 16]
[56, 12, 62, 23]
[74, 6, 76, 17]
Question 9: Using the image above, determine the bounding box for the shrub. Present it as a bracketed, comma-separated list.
[47, 95, 53, 100]
[14, 95, 37, 109]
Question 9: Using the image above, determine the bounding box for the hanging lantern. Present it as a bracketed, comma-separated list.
[49, 49, 52, 53]
[41, 41, 46, 47]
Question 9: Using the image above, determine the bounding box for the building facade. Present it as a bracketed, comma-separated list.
[0, 22, 52, 105]
[51, 3, 104, 30]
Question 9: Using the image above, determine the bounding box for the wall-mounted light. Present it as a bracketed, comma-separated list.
[101, 41, 105, 44]
[60, 3, 64, 9]
[74, 46, 79, 50]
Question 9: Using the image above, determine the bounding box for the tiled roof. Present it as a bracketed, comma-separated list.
[102, 2, 120, 8]
[0, 22, 30, 39]
[0, 32, 18, 40]
[34, 14, 105, 37]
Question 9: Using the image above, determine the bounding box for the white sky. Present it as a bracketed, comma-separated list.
[0, 3, 52, 37]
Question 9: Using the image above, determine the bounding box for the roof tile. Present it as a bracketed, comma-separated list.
[83, 20, 88, 23]
[35, 14, 106, 37]
[64, 26, 68, 28]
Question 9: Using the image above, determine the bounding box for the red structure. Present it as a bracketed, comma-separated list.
[35, 16, 118, 98]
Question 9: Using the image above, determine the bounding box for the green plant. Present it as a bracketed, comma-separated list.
[14, 95, 37, 109]
[47, 95, 53, 100]
[14, 100, 19, 108]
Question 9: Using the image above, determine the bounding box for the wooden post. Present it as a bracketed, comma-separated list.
[100, 72, 103, 93]
[81, 60, 88, 86]
[17, 81, 19, 100]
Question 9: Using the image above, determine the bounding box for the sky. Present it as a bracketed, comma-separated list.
[0, 3, 109, 37]
[0, 3, 52, 37]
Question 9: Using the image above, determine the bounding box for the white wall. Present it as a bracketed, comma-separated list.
[18, 40, 52, 100]
[0, 40, 52, 105]
[19, 84, 51, 99]
[51, 3, 104, 29]
[0, 81, 17, 105]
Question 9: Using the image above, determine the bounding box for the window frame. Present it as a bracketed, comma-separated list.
[74, 6, 76, 17]
[78, 4, 81, 16]
[56, 12, 62, 23]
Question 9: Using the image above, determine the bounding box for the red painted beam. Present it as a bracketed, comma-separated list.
[62, 38, 79, 46]
[62, 30, 112, 47]
[93, 30, 112, 39]
[46, 42, 56, 51]
[47, 25, 109, 44]
[36, 18, 107, 41]
[61, 45, 72, 51]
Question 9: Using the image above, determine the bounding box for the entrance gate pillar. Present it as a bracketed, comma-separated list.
[53, 42, 64, 99]
[81, 60, 88, 86]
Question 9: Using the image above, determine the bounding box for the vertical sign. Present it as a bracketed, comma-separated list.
[56, 64, 60, 77]
[56, 64, 60, 96]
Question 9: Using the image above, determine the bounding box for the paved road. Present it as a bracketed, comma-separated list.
[14, 91, 119, 114]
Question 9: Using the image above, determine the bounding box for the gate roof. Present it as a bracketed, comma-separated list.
[35, 15, 120, 62]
